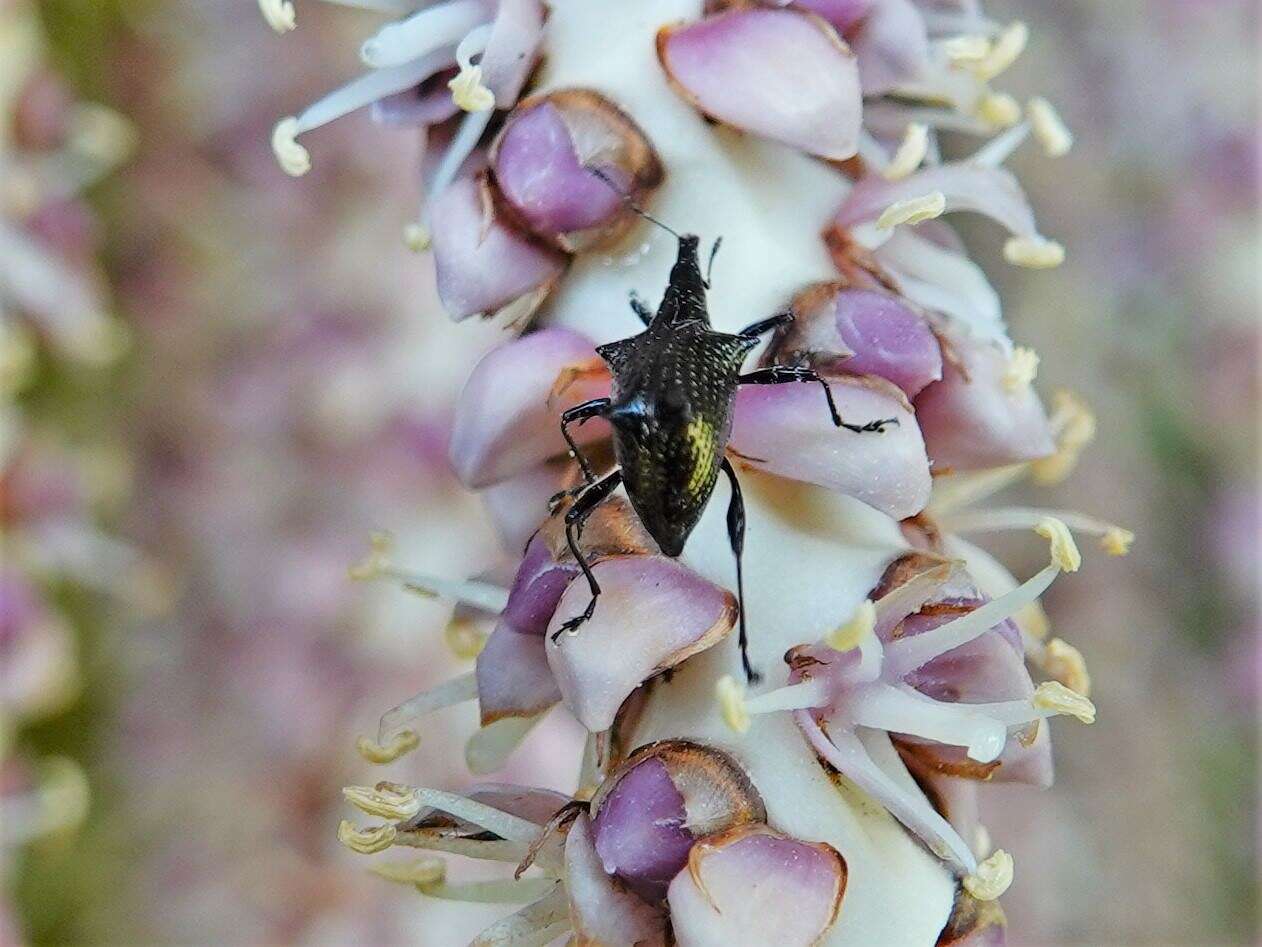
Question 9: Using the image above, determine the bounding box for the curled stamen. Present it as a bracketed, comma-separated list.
[338, 820, 398, 854]
[350, 532, 510, 612]
[1032, 681, 1095, 723]
[1004, 234, 1065, 268]
[876, 191, 946, 229]
[883, 124, 929, 181]
[357, 730, 420, 764]
[257, 0, 296, 33]
[271, 117, 310, 176]
[344, 782, 424, 821]
[964, 849, 1014, 901]
[716, 675, 750, 734]
[1001, 346, 1039, 393]
[1041, 637, 1091, 696]
[938, 506, 1133, 557]
[376, 671, 478, 744]
[448, 24, 495, 112]
[1027, 97, 1072, 157]
[1034, 517, 1081, 572]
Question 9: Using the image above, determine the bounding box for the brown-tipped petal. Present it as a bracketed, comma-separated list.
[448, 328, 610, 488]
[564, 813, 669, 946]
[936, 890, 1008, 946]
[913, 331, 1054, 471]
[666, 824, 847, 947]
[657, 9, 862, 160]
[546, 556, 737, 731]
[730, 373, 930, 518]
[430, 174, 567, 321]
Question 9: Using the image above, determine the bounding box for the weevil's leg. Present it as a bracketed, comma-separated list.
[704, 236, 723, 288]
[628, 291, 653, 326]
[560, 398, 611, 484]
[737, 308, 793, 339]
[738, 366, 899, 433]
[721, 458, 759, 684]
[552, 469, 624, 640]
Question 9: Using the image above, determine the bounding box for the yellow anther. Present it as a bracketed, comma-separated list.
[370, 857, 447, 888]
[445, 616, 487, 660]
[1101, 527, 1135, 556]
[827, 600, 875, 653]
[876, 191, 946, 230]
[1016, 601, 1050, 640]
[403, 222, 431, 252]
[964, 849, 1014, 901]
[37, 757, 91, 836]
[343, 782, 423, 821]
[1001, 346, 1040, 393]
[0, 321, 36, 396]
[257, 0, 296, 33]
[1035, 517, 1081, 572]
[356, 729, 420, 764]
[883, 124, 929, 181]
[1003, 235, 1065, 269]
[1043, 638, 1091, 697]
[716, 675, 750, 734]
[1027, 97, 1072, 157]
[1031, 390, 1096, 484]
[1032, 681, 1096, 724]
[271, 117, 311, 177]
[970, 21, 1028, 81]
[976, 92, 1022, 129]
[68, 104, 137, 166]
[942, 35, 991, 65]
[448, 65, 495, 112]
[338, 820, 398, 855]
[349, 531, 395, 581]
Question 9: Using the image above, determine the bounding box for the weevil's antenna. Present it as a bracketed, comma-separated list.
[586, 166, 682, 240]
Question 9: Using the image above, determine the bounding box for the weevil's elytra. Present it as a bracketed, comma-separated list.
[554, 225, 897, 683]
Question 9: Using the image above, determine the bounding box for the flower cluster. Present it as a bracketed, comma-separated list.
[266, 0, 1131, 943]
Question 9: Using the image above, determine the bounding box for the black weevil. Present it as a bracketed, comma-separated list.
[552, 209, 896, 683]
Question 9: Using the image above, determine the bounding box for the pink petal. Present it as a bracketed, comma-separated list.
[836, 164, 1038, 238]
[564, 813, 669, 945]
[792, 0, 874, 33]
[429, 174, 567, 321]
[501, 536, 581, 635]
[475, 623, 561, 724]
[848, 0, 932, 94]
[666, 825, 846, 947]
[730, 373, 930, 518]
[448, 328, 611, 488]
[480, 0, 545, 107]
[912, 330, 1054, 471]
[546, 556, 736, 731]
[657, 9, 862, 160]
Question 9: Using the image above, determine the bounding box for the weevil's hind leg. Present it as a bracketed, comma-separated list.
[552, 469, 624, 640]
[737, 308, 793, 340]
[559, 398, 611, 485]
[738, 365, 898, 433]
[721, 458, 759, 684]
[704, 236, 723, 288]
[629, 291, 653, 326]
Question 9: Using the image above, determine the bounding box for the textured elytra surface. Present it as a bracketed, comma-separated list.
[599, 319, 755, 556]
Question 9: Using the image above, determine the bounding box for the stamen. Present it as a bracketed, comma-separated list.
[1027, 97, 1072, 157]
[449, 23, 495, 112]
[964, 849, 1013, 901]
[344, 781, 424, 821]
[257, 0, 296, 33]
[883, 124, 930, 181]
[423, 106, 494, 214]
[876, 191, 947, 229]
[975, 92, 1022, 129]
[406, 788, 545, 845]
[1034, 517, 1081, 572]
[743, 678, 832, 716]
[1001, 346, 1039, 392]
[370, 856, 447, 887]
[968, 21, 1028, 81]
[968, 120, 1030, 168]
[350, 532, 510, 612]
[1032, 681, 1095, 723]
[940, 507, 1132, 558]
[445, 616, 487, 658]
[357, 729, 420, 764]
[827, 599, 876, 652]
[338, 820, 398, 854]
[1004, 235, 1065, 268]
[376, 671, 478, 743]
[941, 35, 991, 66]
[1030, 389, 1096, 484]
[715, 674, 750, 734]
[1041, 637, 1091, 696]
[359, 0, 492, 68]
[403, 222, 432, 252]
[850, 684, 1009, 763]
[466, 715, 546, 775]
[271, 117, 311, 177]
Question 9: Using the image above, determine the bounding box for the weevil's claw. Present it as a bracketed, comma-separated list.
[551, 601, 597, 641]
[867, 417, 899, 433]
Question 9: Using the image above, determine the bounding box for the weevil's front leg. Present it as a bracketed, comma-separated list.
[552, 469, 624, 640]
[628, 291, 653, 326]
[560, 398, 611, 484]
[720, 458, 759, 684]
[737, 308, 793, 340]
[738, 365, 898, 433]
